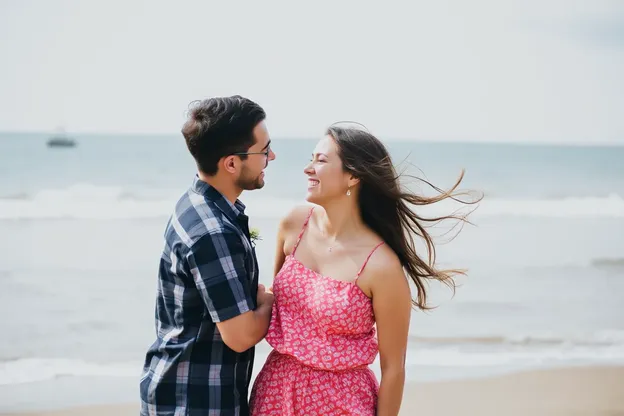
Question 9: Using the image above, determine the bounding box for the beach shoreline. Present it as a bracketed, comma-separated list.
[2, 365, 622, 416]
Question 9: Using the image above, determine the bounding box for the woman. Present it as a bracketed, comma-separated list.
[250, 124, 476, 415]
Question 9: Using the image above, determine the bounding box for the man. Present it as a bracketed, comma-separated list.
[140, 96, 276, 416]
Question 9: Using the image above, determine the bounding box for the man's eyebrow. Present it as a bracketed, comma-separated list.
[262, 140, 271, 150]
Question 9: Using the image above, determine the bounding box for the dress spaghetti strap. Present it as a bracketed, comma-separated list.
[291, 207, 315, 256]
[355, 241, 385, 279]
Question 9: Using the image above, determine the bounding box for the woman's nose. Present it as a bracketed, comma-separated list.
[303, 162, 314, 174]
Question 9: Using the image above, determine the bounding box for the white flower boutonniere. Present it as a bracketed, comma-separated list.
[250, 227, 262, 246]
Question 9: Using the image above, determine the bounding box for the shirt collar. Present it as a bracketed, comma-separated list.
[191, 175, 246, 222]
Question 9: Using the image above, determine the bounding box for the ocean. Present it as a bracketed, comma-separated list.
[1, 132, 623, 412]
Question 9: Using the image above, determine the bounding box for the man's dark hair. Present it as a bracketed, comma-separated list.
[181, 95, 266, 175]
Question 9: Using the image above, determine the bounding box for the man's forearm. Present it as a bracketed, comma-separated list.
[236, 302, 272, 351]
[249, 302, 272, 343]
[217, 302, 273, 353]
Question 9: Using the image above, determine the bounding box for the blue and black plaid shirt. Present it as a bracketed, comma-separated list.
[140, 176, 259, 416]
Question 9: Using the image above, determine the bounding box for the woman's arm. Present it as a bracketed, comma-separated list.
[368, 251, 412, 416]
[272, 205, 314, 280]
[273, 218, 287, 278]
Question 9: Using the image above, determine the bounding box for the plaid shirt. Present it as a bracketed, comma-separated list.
[140, 176, 259, 416]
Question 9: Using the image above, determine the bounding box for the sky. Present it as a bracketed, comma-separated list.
[0, 0, 622, 144]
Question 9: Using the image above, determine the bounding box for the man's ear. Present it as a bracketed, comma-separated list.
[222, 155, 238, 174]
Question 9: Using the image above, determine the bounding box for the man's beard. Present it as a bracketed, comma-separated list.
[236, 167, 264, 191]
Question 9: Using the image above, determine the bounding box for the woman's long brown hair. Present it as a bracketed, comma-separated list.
[328, 125, 481, 310]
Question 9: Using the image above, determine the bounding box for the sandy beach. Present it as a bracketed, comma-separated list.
[2, 366, 623, 416]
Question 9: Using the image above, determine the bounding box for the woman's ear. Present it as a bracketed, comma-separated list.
[348, 175, 360, 188]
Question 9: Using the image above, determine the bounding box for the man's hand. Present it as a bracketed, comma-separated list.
[257, 284, 275, 307]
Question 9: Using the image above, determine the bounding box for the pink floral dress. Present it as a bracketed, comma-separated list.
[250, 208, 384, 415]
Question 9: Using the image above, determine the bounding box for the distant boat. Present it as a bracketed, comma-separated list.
[47, 127, 76, 148]
[47, 137, 76, 147]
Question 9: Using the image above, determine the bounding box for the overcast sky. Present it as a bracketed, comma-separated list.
[0, 0, 622, 144]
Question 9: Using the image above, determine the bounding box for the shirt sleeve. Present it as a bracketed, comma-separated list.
[187, 229, 255, 322]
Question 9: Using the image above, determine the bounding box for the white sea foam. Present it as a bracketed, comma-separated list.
[3, 338, 624, 386]
[0, 358, 140, 385]
[1, 184, 623, 220]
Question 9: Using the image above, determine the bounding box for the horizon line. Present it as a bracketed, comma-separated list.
[0, 129, 622, 148]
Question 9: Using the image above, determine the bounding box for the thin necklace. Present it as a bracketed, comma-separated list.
[319, 220, 338, 252]
[327, 239, 338, 252]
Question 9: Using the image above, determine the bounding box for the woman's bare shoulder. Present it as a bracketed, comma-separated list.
[362, 243, 406, 285]
[279, 204, 315, 232]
